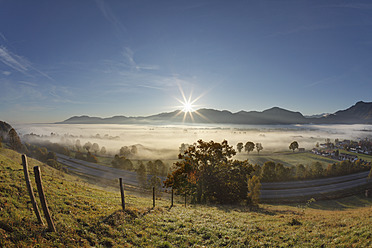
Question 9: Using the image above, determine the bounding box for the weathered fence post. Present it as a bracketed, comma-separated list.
[119, 178, 125, 211]
[184, 193, 187, 208]
[170, 188, 174, 208]
[153, 187, 155, 208]
[22, 155, 44, 225]
[34, 166, 56, 232]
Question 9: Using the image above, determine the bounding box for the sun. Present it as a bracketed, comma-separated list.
[173, 84, 209, 123]
[182, 100, 194, 113]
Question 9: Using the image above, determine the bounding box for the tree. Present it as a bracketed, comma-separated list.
[75, 151, 85, 160]
[46, 158, 58, 168]
[247, 175, 261, 206]
[112, 155, 133, 170]
[136, 161, 147, 190]
[256, 143, 263, 154]
[295, 164, 307, 179]
[47, 151, 57, 161]
[147, 161, 158, 175]
[289, 141, 299, 152]
[154, 159, 167, 176]
[236, 142, 243, 153]
[0, 136, 2, 148]
[75, 139, 82, 151]
[164, 139, 255, 204]
[148, 175, 162, 197]
[100, 146, 107, 155]
[179, 143, 190, 154]
[34, 147, 48, 162]
[130, 145, 138, 156]
[244, 142, 255, 154]
[326, 163, 338, 177]
[86, 152, 98, 163]
[369, 167, 372, 179]
[252, 164, 261, 177]
[83, 142, 92, 152]
[8, 128, 23, 152]
[119, 146, 131, 157]
[275, 163, 290, 181]
[91, 143, 100, 154]
[261, 161, 276, 182]
[310, 162, 323, 178]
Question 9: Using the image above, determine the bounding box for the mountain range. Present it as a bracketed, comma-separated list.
[58, 101, 372, 125]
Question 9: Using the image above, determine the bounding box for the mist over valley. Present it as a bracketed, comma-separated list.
[15, 123, 372, 161]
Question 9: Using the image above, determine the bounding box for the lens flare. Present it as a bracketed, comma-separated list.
[182, 101, 194, 113]
[174, 85, 209, 123]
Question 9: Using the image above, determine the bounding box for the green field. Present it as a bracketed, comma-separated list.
[235, 150, 371, 168]
[1, 148, 371, 247]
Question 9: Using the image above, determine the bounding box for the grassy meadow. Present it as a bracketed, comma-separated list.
[236, 150, 340, 168]
[1, 147, 372, 247]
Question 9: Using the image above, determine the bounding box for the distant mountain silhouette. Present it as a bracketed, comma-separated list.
[311, 101, 372, 124]
[59, 101, 372, 125]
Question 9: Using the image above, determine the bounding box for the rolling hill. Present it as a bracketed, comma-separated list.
[1, 147, 372, 247]
[59, 101, 372, 125]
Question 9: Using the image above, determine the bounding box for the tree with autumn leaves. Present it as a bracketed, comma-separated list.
[164, 139, 260, 205]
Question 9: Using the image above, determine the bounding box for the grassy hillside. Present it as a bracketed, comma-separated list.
[1, 147, 371, 247]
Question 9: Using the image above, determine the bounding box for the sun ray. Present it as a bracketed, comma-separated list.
[172, 84, 211, 123]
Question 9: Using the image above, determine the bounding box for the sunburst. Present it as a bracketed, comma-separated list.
[182, 100, 194, 113]
[174, 85, 209, 123]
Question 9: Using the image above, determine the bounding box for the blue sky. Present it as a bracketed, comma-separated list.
[1, 0, 372, 123]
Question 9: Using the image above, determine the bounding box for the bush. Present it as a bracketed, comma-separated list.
[86, 152, 98, 163]
[47, 159, 61, 170]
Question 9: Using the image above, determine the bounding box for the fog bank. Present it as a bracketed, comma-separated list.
[14, 123, 372, 159]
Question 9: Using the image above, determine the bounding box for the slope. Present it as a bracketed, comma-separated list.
[0, 148, 371, 247]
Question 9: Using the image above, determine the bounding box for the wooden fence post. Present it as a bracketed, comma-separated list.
[184, 193, 187, 208]
[170, 188, 174, 208]
[153, 187, 155, 208]
[119, 178, 125, 211]
[22, 155, 44, 225]
[34, 166, 56, 232]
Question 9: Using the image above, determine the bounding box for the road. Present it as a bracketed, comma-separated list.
[261, 171, 370, 190]
[260, 176, 371, 199]
[57, 154, 371, 200]
[57, 154, 142, 187]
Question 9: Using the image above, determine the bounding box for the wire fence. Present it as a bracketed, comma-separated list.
[1, 155, 186, 230]
[3, 154, 372, 234]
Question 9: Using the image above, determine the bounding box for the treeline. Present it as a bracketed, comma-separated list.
[167, 139, 372, 205]
[0, 122, 65, 171]
[256, 160, 371, 183]
[236, 141, 264, 154]
[23, 143, 66, 171]
[112, 156, 168, 176]
[75, 151, 98, 163]
[74, 140, 107, 156]
[135, 160, 169, 196]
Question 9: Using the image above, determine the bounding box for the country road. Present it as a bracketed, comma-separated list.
[57, 154, 372, 200]
[57, 154, 150, 187]
[260, 176, 371, 199]
[261, 171, 370, 190]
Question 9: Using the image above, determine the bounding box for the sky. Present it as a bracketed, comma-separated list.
[1, 0, 372, 124]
